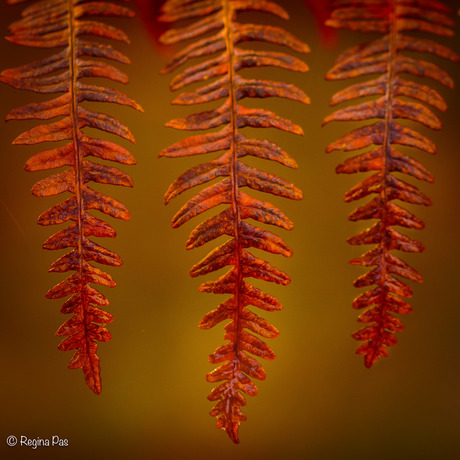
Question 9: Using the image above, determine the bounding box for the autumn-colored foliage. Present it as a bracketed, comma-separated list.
[159, 0, 309, 443]
[0, 0, 142, 394]
[1, 0, 459, 448]
[323, 0, 459, 367]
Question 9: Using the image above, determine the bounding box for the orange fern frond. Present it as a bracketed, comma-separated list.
[323, 0, 459, 368]
[159, 0, 309, 443]
[0, 0, 142, 394]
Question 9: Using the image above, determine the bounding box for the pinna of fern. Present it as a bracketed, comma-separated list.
[323, 0, 459, 367]
[159, 0, 309, 443]
[0, 0, 142, 394]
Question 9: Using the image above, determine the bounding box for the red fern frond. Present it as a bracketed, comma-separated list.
[323, 0, 459, 368]
[0, 0, 142, 394]
[159, 0, 309, 443]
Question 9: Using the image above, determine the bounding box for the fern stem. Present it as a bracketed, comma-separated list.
[68, 0, 97, 392]
[222, 0, 243, 436]
[373, 0, 397, 368]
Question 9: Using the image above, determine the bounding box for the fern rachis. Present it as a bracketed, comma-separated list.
[159, 0, 309, 442]
[0, 0, 142, 393]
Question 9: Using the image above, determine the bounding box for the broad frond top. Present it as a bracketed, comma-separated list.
[323, 0, 459, 368]
[159, 0, 309, 443]
[0, 0, 142, 394]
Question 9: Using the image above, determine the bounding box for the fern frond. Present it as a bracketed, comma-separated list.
[160, 0, 309, 443]
[0, 0, 142, 394]
[323, 0, 459, 368]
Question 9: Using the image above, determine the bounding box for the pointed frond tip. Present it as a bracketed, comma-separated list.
[1, 0, 141, 394]
[324, 0, 458, 368]
[160, 0, 309, 442]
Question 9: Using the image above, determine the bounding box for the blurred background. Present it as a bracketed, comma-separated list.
[0, 1, 459, 458]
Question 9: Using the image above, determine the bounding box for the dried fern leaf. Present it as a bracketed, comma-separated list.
[323, 0, 459, 368]
[160, 0, 309, 443]
[0, 0, 142, 394]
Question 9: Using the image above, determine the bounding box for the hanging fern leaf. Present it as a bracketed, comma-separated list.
[0, 0, 142, 394]
[159, 0, 309, 443]
[323, 0, 459, 368]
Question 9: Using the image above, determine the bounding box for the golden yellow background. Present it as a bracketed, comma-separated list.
[1, 1, 459, 458]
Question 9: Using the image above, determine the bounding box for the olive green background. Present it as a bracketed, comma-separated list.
[1, 1, 459, 459]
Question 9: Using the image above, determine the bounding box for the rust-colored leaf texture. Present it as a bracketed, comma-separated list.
[0, 0, 142, 394]
[159, 0, 309, 443]
[323, 0, 459, 368]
